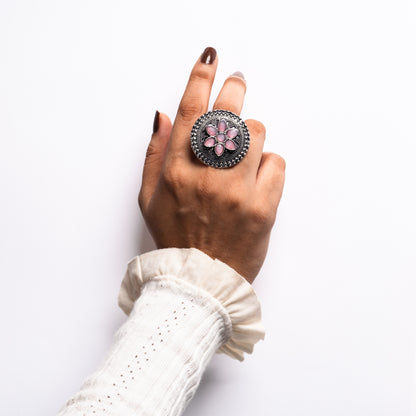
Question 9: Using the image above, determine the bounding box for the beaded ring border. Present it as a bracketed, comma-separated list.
[190, 109, 250, 168]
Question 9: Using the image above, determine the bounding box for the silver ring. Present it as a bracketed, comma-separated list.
[190, 110, 250, 168]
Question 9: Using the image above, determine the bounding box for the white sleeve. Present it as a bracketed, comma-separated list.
[57, 248, 265, 416]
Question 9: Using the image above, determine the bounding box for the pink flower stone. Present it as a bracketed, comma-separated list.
[203, 119, 238, 156]
[204, 137, 215, 147]
[225, 140, 236, 150]
[226, 128, 238, 139]
[218, 119, 227, 132]
[215, 144, 224, 156]
[206, 125, 217, 136]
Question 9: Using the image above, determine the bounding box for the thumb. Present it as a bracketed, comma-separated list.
[138, 111, 172, 213]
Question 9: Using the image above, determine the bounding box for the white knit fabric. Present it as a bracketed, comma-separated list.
[58, 248, 265, 416]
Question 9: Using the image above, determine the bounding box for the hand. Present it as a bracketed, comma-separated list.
[138, 47, 285, 283]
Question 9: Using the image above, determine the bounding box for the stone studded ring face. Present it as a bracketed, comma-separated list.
[190, 110, 250, 168]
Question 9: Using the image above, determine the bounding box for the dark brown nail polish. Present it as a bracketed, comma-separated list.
[153, 110, 160, 133]
[200, 47, 217, 64]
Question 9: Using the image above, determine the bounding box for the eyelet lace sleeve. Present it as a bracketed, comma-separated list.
[118, 247, 265, 361]
[58, 247, 266, 416]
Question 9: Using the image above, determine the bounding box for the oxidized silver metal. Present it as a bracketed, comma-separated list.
[190, 109, 250, 168]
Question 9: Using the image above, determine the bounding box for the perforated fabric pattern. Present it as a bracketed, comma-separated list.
[58, 277, 229, 416]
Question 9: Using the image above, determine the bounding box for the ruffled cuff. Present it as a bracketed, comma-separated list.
[118, 247, 265, 361]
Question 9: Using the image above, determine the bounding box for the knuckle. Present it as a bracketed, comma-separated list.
[161, 162, 187, 190]
[250, 206, 274, 228]
[145, 141, 158, 161]
[178, 96, 204, 122]
[226, 190, 244, 209]
[246, 119, 266, 137]
[260, 153, 286, 189]
[195, 176, 217, 200]
[273, 154, 286, 171]
[189, 68, 212, 83]
[267, 152, 286, 172]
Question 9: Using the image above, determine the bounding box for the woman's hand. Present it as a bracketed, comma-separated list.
[138, 47, 285, 284]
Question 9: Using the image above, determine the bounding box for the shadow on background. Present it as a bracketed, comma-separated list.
[182, 360, 224, 415]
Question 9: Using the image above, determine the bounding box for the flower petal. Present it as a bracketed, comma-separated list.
[225, 140, 236, 151]
[217, 134, 225, 142]
[218, 119, 227, 132]
[215, 144, 224, 156]
[204, 137, 215, 147]
[206, 125, 217, 136]
[226, 128, 238, 139]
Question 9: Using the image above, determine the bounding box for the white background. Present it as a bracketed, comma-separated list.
[1, 0, 415, 415]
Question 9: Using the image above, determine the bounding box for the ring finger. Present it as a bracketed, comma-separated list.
[213, 73, 264, 177]
[213, 72, 246, 115]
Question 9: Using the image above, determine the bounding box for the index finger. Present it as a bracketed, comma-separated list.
[168, 47, 218, 158]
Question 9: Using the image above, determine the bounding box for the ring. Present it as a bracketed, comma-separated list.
[190, 109, 250, 168]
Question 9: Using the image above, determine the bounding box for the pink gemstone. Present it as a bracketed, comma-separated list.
[226, 128, 238, 139]
[225, 140, 236, 150]
[217, 134, 225, 142]
[218, 119, 227, 132]
[214, 144, 224, 156]
[204, 137, 215, 147]
[206, 125, 217, 136]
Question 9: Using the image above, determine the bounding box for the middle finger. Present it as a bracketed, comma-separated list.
[213, 72, 247, 115]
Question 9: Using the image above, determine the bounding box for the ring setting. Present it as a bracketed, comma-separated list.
[190, 110, 250, 168]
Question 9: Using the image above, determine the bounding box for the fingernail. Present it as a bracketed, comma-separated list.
[230, 71, 245, 80]
[153, 110, 160, 134]
[200, 47, 217, 64]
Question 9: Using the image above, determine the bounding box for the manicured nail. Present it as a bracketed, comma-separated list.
[231, 71, 245, 80]
[153, 110, 160, 134]
[200, 47, 217, 64]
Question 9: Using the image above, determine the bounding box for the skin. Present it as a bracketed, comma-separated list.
[138, 48, 286, 284]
